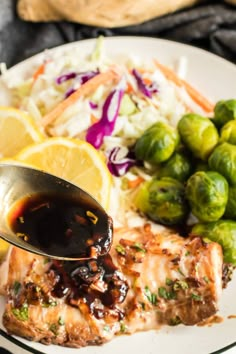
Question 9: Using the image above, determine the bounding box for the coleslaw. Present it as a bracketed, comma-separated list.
[0, 37, 215, 228]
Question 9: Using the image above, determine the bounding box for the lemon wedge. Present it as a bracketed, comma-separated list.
[15, 137, 112, 209]
[0, 106, 44, 158]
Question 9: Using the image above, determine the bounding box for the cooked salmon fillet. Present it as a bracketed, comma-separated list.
[1, 224, 224, 347]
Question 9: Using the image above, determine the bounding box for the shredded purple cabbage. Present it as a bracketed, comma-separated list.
[107, 147, 136, 177]
[132, 69, 158, 98]
[56, 70, 100, 98]
[86, 86, 124, 149]
[56, 72, 77, 84]
[89, 101, 98, 109]
[65, 88, 76, 98]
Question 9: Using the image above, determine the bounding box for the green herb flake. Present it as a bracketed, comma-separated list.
[120, 322, 127, 333]
[191, 293, 203, 301]
[144, 286, 158, 305]
[13, 281, 21, 295]
[43, 258, 51, 264]
[165, 278, 173, 286]
[115, 244, 126, 256]
[169, 316, 182, 326]
[49, 323, 58, 335]
[103, 325, 110, 332]
[58, 317, 65, 326]
[132, 242, 146, 253]
[139, 302, 146, 311]
[12, 303, 28, 321]
[203, 276, 210, 284]
[177, 267, 185, 277]
[42, 298, 58, 308]
[185, 251, 190, 257]
[173, 280, 189, 291]
[158, 287, 176, 300]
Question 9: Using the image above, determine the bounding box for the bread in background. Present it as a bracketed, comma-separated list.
[17, 0, 204, 28]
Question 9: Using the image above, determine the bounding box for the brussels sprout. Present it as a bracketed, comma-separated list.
[178, 113, 219, 161]
[186, 171, 228, 222]
[220, 120, 236, 145]
[135, 122, 180, 164]
[208, 142, 236, 185]
[224, 186, 236, 219]
[212, 99, 236, 128]
[192, 220, 236, 264]
[158, 152, 192, 182]
[134, 177, 188, 225]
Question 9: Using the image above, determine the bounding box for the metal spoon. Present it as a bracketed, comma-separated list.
[0, 164, 113, 261]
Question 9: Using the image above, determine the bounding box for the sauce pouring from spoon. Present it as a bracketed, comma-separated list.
[0, 164, 113, 261]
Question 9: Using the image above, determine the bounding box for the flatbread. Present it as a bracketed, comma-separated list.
[17, 0, 204, 28]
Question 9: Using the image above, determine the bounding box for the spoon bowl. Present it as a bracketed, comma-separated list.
[0, 164, 113, 260]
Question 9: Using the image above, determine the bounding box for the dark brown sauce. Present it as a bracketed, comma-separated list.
[48, 254, 128, 318]
[8, 193, 113, 259]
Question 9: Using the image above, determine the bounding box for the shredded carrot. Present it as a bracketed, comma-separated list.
[126, 82, 134, 94]
[128, 177, 144, 189]
[32, 61, 49, 82]
[143, 77, 152, 86]
[42, 70, 119, 127]
[154, 59, 214, 113]
[90, 114, 99, 124]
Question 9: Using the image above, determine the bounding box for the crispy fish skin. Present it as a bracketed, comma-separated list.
[1, 225, 223, 347]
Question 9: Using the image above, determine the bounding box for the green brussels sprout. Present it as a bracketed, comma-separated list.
[224, 186, 236, 219]
[186, 171, 228, 222]
[134, 177, 188, 225]
[192, 220, 236, 265]
[135, 122, 180, 164]
[208, 142, 236, 185]
[158, 152, 192, 182]
[220, 120, 236, 145]
[178, 113, 219, 161]
[212, 99, 236, 128]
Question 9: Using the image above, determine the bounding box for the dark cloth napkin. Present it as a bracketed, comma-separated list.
[0, 0, 236, 68]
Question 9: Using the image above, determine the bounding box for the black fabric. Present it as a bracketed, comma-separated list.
[0, 0, 236, 67]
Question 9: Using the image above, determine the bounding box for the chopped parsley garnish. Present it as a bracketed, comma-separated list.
[144, 286, 158, 305]
[115, 244, 126, 256]
[13, 281, 21, 295]
[185, 251, 190, 257]
[120, 322, 127, 333]
[12, 303, 28, 321]
[103, 325, 110, 332]
[131, 242, 146, 253]
[139, 302, 146, 311]
[165, 278, 173, 286]
[191, 293, 203, 301]
[169, 316, 182, 326]
[58, 317, 64, 326]
[203, 276, 210, 284]
[177, 267, 185, 277]
[158, 287, 176, 300]
[173, 280, 189, 291]
[49, 323, 58, 335]
[42, 298, 57, 308]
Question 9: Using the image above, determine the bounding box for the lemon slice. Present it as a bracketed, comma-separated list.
[0, 106, 44, 158]
[0, 239, 10, 260]
[15, 137, 112, 209]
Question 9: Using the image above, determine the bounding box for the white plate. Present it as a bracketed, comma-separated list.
[0, 37, 236, 354]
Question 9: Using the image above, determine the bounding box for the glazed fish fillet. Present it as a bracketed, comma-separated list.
[0, 225, 223, 347]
